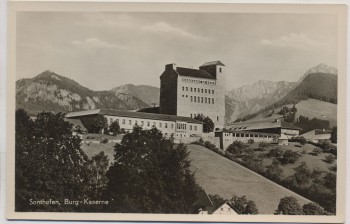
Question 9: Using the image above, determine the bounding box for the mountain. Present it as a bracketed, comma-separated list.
[111, 84, 160, 106]
[236, 63, 338, 123]
[225, 80, 295, 122]
[16, 70, 149, 115]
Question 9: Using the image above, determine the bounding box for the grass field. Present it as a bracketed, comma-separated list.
[187, 144, 311, 214]
[81, 142, 116, 164]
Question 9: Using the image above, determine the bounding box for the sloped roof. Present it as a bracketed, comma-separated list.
[176, 67, 215, 80]
[227, 120, 301, 131]
[67, 109, 202, 124]
[200, 61, 225, 67]
[210, 202, 238, 215]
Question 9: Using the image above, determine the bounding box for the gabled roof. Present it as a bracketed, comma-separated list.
[209, 202, 238, 215]
[66, 109, 202, 124]
[176, 67, 215, 80]
[200, 61, 225, 67]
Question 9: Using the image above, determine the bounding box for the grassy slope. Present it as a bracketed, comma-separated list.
[81, 142, 116, 164]
[187, 144, 311, 214]
[248, 142, 336, 178]
[247, 99, 337, 127]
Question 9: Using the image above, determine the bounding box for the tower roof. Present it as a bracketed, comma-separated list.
[176, 67, 215, 80]
[200, 61, 225, 67]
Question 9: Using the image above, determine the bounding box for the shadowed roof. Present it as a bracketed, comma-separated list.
[66, 109, 202, 124]
[200, 61, 225, 67]
[176, 67, 215, 80]
[227, 120, 301, 131]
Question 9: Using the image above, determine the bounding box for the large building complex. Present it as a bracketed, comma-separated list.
[159, 61, 226, 129]
[66, 109, 203, 139]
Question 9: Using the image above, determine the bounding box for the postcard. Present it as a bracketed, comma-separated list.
[6, 2, 347, 223]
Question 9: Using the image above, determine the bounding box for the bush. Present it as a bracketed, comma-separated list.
[280, 150, 300, 165]
[302, 202, 324, 215]
[204, 141, 217, 150]
[267, 147, 284, 158]
[265, 159, 283, 182]
[109, 120, 120, 136]
[275, 196, 303, 215]
[226, 141, 245, 157]
[290, 136, 306, 145]
[324, 154, 336, 164]
[100, 138, 108, 144]
[192, 138, 205, 146]
[248, 139, 254, 144]
[229, 195, 259, 214]
[311, 147, 322, 156]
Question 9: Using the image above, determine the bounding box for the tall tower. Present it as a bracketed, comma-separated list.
[159, 61, 226, 130]
[199, 61, 226, 129]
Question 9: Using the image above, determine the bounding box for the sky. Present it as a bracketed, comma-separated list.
[16, 12, 338, 91]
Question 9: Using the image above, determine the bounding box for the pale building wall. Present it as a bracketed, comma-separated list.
[104, 115, 202, 138]
[220, 132, 277, 150]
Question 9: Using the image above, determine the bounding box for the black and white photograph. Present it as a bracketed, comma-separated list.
[5, 2, 347, 223]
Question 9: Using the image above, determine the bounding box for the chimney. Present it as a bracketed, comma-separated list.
[165, 63, 176, 71]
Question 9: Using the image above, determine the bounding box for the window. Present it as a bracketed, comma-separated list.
[194, 126, 197, 131]
[190, 113, 192, 118]
[212, 98, 214, 104]
[205, 89, 207, 93]
[171, 124, 174, 129]
[147, 121, 150, 126]
[153, 122, 156, 127]
[182, 87, 184, 91]
[205, 98, 207, 104]
[141, 121, 144, 126]
[191, 87, 193, 92]
[129, 120, 132, 125]
[159, 122, 162, 128]
[190, 125, 192, 130]
[182, 95, 184, 97]
[212, 90, 215, 94]
[201, 97, 203, 103]
[217, 116, 219, 121]
[186, 95, 188, 98]
[220, 68, 222, 73]
[165, 123, 168, 128]
[135, 120, 138, 125]
[190, 96, 193, 102]
[201, 89, 203, 93]
[198, 88, 200, 92]
[194, 97, 196, 103]
[186, 87, 188, 91]
[194, 88, 196, 92]
[122, 119, 125, 124]
[197, 96, 200, 102]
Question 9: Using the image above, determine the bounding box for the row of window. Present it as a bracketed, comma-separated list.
[182, 86, 215, 94]
[190, 114, 220, 122]
[224, 133, 273, 138]
[185, 95, 214, 104]
[109, 118, 198, 131]
[181, 78, 216, 86]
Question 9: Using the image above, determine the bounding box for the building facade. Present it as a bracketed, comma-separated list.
[66, 109, 203, 139]
[215, 129, 279, 150]
[159, 61, 226, 129]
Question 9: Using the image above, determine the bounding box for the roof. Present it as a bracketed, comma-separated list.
[176, 67, 215, 80]
[315, 129, 332, 135]
[301, 129, 331, 140]
[210, 202, 238, 215]
[217, 129, 279, 137]
[66, 109, 202, 124]
[200, 61, 225, 67]
[65, 118, 88, 132]
[227, 120, 301, 131]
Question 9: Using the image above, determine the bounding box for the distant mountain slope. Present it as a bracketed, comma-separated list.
[225, 80, 295, 122]
[111, 84, 160, 106]
[16, 70, 148, 115]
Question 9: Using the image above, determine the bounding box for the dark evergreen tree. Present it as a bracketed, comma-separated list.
[105, 126, 199, 213]
[275, 196, 303, 215]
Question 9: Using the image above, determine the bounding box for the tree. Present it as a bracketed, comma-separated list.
[275, 196, 303, 215]
[302, 202, 324, 215]
[15, 110, 98, 212]
[226, 141, 245, 157]
[194, 114, 214, 133]
[292, 162, 313, 186]
[312, 147, 322, 156]
[268, 147, 284, 158]
[323, 172, 336, 189]
[87, 152, 109, 198]
[229, 195, 259, 214]
[105, 126, 199, 213]
[324, 154, 336, 164]
[280, 150, 300, 165]
[80, 114, 108, 133]
[109, 120, 120, 136]
[266, 159, 283, 182]
[330, 126, 337, 143]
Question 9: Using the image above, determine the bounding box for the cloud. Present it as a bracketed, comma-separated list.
[71, 38, 126, 50]
[75, 13, 134, 28]
[261, 33, 331, 49]
[142, 22, 209, 41]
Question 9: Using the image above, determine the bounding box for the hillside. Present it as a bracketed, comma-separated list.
[111, 84, 160, 106]
[16, 70, 149, 115]
[187, 144, 311, 214]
